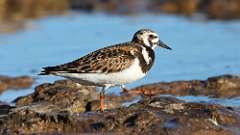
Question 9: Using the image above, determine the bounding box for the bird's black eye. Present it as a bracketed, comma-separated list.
[149, 34, 154, 38]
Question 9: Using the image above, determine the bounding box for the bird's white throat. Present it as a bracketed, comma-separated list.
[141, 46, 151, 65]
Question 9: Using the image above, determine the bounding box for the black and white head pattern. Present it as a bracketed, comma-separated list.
[132, 29, 160, 49]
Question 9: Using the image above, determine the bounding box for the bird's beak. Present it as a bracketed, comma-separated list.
[158, 40, 172, 50]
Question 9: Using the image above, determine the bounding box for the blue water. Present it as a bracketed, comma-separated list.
[0, 13, 240, 105]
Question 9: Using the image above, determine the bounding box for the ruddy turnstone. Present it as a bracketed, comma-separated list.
[40, 28, 171, 111]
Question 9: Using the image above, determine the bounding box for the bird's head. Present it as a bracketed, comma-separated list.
[132, 29, 172, 50]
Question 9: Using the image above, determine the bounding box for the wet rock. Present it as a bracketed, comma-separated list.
[0, 21, 27, 33]
[0, 75, 34, 93]
[152, 0, 240, 19]
[130, 75, 240, 98]
[1, 74, 240, 134]
[207, 0, 240, 20]
[0, 81, 7, 93]
[15, 80, 99, 112]
[0, 0, 69, 22]
[0, 0, 69, 33]
[1, 0, 240, 34]
[0, 96, 239, 134]
[70, 0, 240, 20]
[15, 79, 136, 112]
[0, 101, 14, 116]
[152, 0, 200, 16]
[0, 0, 7, 22]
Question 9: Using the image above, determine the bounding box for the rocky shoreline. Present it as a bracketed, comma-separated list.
[71, 0, 240, 20]
[130, 75, 240, 98]
[0, 74, 240, 134]
[0, 0, 240, 33]
[1, 0, 240, 22]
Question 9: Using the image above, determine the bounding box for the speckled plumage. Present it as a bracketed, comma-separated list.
[40, 28, 172, 111]
[41, 42, 155, 75]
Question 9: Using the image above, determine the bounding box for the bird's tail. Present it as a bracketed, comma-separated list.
[39, 66, 59, 75]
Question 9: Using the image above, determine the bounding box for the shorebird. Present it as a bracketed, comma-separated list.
[40, 29, 172, 112]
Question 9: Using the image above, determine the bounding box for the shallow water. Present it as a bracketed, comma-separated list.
[0, 13, 240, 104]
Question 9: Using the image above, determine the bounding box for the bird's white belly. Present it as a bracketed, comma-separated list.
[56, 58, 146, 86]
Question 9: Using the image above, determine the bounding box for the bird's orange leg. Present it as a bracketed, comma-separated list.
[99, 85, 110, 112]
[100, 92, 104, 112]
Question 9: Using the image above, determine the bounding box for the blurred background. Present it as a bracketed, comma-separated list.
[0, 0, 240, 103]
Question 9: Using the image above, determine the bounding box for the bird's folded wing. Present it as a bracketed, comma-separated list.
[41, 45, 137, 74]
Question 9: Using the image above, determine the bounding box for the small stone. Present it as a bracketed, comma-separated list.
[0, 75, 34, 93]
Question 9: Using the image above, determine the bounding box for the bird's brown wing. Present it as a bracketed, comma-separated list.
[40, 43, 139, 75]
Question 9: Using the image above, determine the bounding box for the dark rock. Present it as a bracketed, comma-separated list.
[207, 0, 240, 20]
[0, 81, 7, 93]
[0, 75, 34, 93]
[15, 80, 98, 112]
[70, 0, 240, 20]
[0, 0, 69, 22]
[1, 0, 240, 34]
[0, 0, 69, 33]
[130, 75, 240, 98]
[1, 75, 240, 134]
[15, 79, 137, 112]
[0, 96, 239, 134]
[152, 0, 200, 16]
[0, 101, 14, 116]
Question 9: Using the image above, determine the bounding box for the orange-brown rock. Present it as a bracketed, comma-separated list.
[207, 0, 240, 19]
[130, 75, 240, 98]
[153, 0, 200, 16]
[70, 0, 240, 19]
[0, 0, 7, 21]
[0, 0, 69, 22]
[0, 75, 34, 93]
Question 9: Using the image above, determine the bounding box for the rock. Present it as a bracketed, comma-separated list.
[0, 101, 14, 116]
[0, 0, 7, 22]
[130, 75, 240, 98]
[15, 80, 98, 112]
[0, 75, 34, 93]
[153, 0, 200, 16]
[70, 0, 240, 20]
[1, 0, 240, 34]
[0, 0, 69, 33]
[1, 74, 240, 134]
[0, 0, 69, 22]
[207, 0, 240, 20]
[0, 81, 7, 93]
[0, 96, 239, 134]
[15, 79, 136, 112]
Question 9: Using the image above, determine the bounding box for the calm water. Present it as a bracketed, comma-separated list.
[0, 13, 240, 105]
